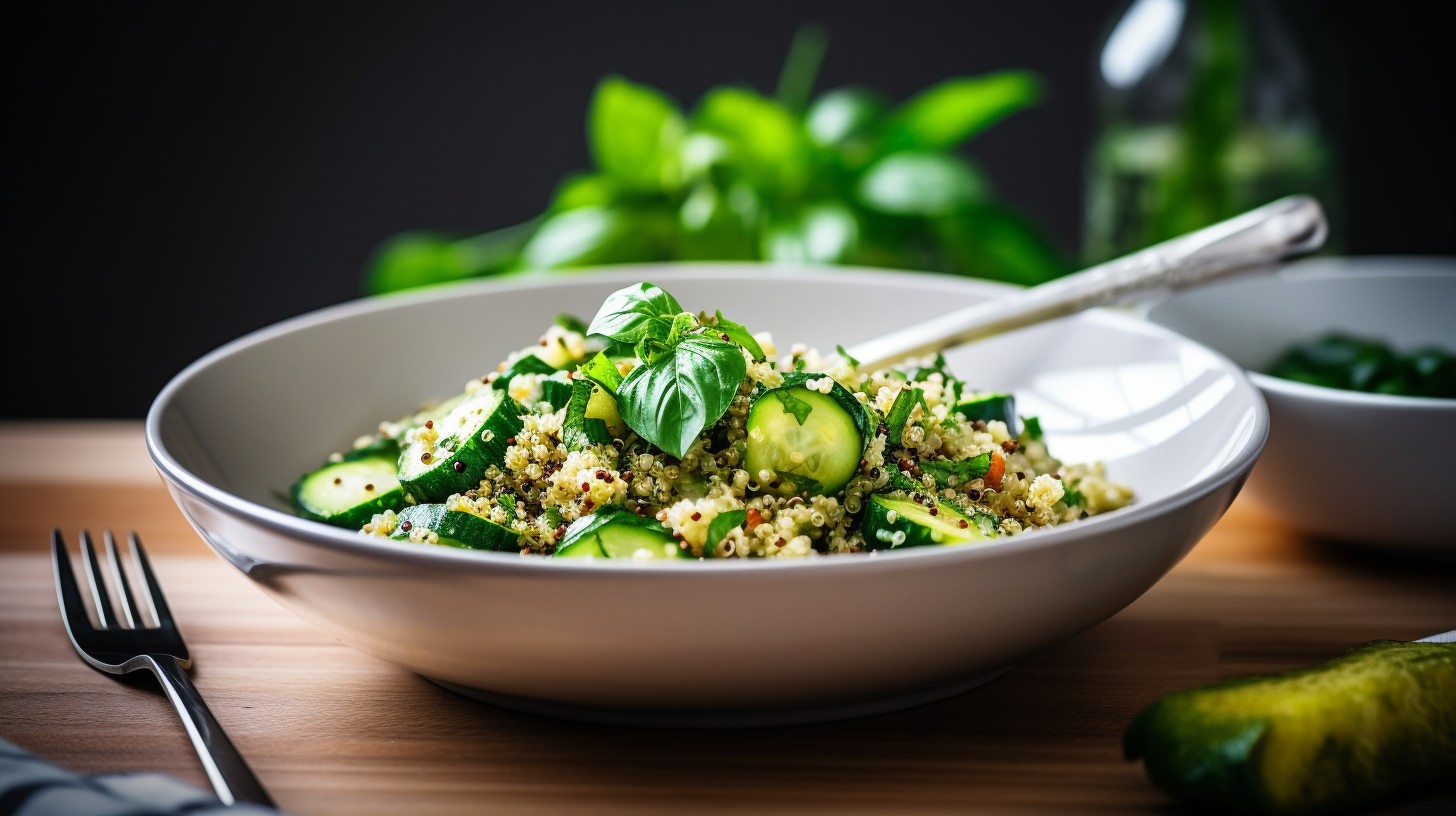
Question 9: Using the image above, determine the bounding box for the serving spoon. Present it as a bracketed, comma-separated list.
[843, 194, 1327, 372]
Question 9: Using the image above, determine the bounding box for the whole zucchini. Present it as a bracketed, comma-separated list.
[1124, 639, 1456, 815]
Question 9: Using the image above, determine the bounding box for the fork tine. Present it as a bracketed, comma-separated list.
[51, 530, 94, 634]
[103, 530, 141, 628]
[129, 532, 175, 629]
[80, 530, 118, 629]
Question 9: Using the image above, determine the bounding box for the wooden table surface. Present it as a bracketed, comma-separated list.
[2, 420, 1453, 815]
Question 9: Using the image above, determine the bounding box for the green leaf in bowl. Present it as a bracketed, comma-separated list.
[616, 335, 747, 458]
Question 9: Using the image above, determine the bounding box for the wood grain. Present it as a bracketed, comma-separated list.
[2, 420, 1454, 815]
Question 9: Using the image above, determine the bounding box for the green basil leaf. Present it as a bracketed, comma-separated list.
[857, 152, 988, 217]
[580, 352, 623, 394]
[884, 386, 924, 444]
[713, 310, 765, 360]
[666, 312, 697, 345]
[706, 509, 748, 551]
[589, 75, 685, 192]
[616, 336, 747, 458]
[636, 336, 672, 367]
[836, 344, 860, 369]
[883, 71, 1042, 152]
[773, 388, 814, 425]
[919, 452, 992, 488]
[587, 282, 684, 344]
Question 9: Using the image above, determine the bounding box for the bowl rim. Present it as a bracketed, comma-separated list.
[1154, 254, 1456, 409]
[1250, 371, 1456, 408]
[145, 263, 1269, 576]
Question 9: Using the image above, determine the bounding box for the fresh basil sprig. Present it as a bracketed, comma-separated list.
[366, 27, 1066, 295]
[586, 281, 682, 344]
[587, 282, 750, 458]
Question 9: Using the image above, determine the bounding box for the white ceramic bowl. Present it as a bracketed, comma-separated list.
[1145, 256, 1456, 550]
[146, 264, 1266, 726]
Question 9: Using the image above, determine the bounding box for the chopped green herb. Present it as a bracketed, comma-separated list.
[706, 510, 748, 551]
[773, 389, 815, 425]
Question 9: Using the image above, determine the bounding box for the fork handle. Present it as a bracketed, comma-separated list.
[146, 655, 277, 808]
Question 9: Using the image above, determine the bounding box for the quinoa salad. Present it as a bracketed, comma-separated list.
[289, 282, 1133, 559]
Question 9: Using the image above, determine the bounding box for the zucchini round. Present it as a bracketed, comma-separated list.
[291, 455, 405, 529]
[389, 504, 520, 551]
[553, 507, 688, 560]
[397, 389, 525, 503]
[952, 392, 1016, 429]
[744, 373, 871, 497]
[862, 493, 998, 549]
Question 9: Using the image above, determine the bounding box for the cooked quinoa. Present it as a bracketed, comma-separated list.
[291, 282, 1133, 559]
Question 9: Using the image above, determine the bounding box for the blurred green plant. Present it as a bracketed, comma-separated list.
[367, 26, 1067, 295]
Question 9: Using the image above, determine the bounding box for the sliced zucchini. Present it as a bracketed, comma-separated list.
[397, 389, 524, 503]
[388, 391, 473, 442]
[563, 379, 616, 451]
[389, 504, 520, 551]
[552, 507, 688, 560]
[338, 434, 402, 463]
[539, 372, 573, 411]
[493, 353, 557, 393]
[862, 493, 998, 550]
[744, 373, 871, 497]
[919, 451, 992, 488]
[291, 456, 405, 528]
[952, 391, 1016, 429]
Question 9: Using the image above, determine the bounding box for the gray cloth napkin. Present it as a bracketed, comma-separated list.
[0, 737, 280, 816]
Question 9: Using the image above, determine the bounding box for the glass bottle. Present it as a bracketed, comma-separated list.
[1084, 0, 1341, 262]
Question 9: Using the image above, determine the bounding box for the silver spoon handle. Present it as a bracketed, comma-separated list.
[845, 194, 1328, 372]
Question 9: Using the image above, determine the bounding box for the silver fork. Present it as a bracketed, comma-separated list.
[51, 529, 275, 808]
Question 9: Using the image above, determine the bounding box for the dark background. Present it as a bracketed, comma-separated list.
[7, 0, 1453, 419]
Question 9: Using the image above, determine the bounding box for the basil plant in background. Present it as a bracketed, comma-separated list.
[367, 29, 1067, 294]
